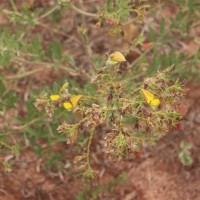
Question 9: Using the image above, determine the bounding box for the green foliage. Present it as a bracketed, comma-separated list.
[45, 151, 65, 171]
[75, 172, 127, 199]
[178, 141, 193, 166]
[29, 35, 41, 56]
[0, 29, 21, 67]
[100, 0, 149, 36]
[147, 0, 200, 79]
[0, 80, 18, 109]
[1, 161, 13, 172]
[47, 41, 63, 62]
[8, 3, 42, 26]
[102, 0, 131, 24]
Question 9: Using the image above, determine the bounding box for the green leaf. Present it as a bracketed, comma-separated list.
[51, 41, 63, 61]
[160, 18, 165, 35]
[0, 80, 6, 94]
[0, 29, 21, 67]
[52, 81, 60, 93]
[3, 90, 18, 108]
[31, 35, 41, 55]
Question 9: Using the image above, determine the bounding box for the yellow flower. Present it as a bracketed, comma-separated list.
[50, 82, 68, 101]
[63, 95, 82, 111]
[106, 51, 126, 65]
[50, 82, 82, 111]
[50, 95, 61, 101]
[110, 51, 126, 62]
[141, 89, 160, 109]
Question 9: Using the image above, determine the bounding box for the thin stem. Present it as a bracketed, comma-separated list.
[36, 22, 82, 45]
[71, 4, 97, 17]
[0, 141, 12, 150]
[86, 128, 95, 169]
[12, 116, 45, 130]
[83, 96, 98, 100]
[5, 58, 79, 80]
[5, 66, 51, 80]
[37, 5, 60, 20]
[2, 9, 19, 15]
[9, 0, 18, 13]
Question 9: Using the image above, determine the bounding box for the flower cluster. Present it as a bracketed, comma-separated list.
[35, 51, 186, 176]
[35, 81, 82, 117]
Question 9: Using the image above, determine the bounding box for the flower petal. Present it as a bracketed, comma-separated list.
[141, 89, 154, 104]
[150, 99, 160, 106]
[70, 95, 82, 107]
[50, 95, 61, 101]
[109, 51, 126, 63]
[63, 102, 73, 111]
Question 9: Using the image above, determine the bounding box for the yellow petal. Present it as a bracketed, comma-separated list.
[60, 82, 69, 93]
[50, 95, 61, 101]
[70, 95, 82, 107]
[63, 102, 73, 111]
[150, 99, 160, 106]
[141, 89, 154, 104]
[109, 51, 126, 63]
